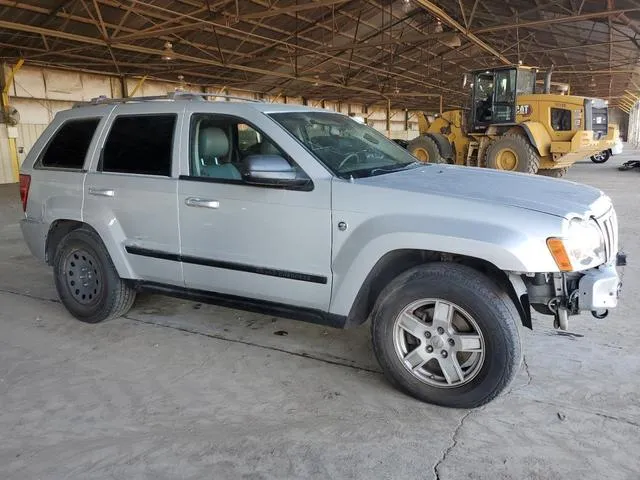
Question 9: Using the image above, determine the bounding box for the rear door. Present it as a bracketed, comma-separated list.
[84, 103, 184, 285]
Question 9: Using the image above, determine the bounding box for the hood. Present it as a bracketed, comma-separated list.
[355, 164, 607, 219]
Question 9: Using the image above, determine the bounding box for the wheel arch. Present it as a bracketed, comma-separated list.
[424, 133, 453, 161]
[510, 122, 551, 157]
[45, 219, 136, 279]
[344, 249, 531, 330]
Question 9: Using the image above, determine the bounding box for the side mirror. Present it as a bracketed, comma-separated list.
[243, 154, 310, 188]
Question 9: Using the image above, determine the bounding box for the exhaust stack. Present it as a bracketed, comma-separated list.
[544, 66, 554, 94]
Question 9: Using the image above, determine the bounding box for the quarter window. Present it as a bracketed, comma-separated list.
[551, 108, 572, 131]
[41, 118, 100, 169]
[102, 115, 175, 176]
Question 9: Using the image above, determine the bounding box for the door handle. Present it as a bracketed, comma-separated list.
[185, 197, 220, 209]
[88, 187, 115, 197]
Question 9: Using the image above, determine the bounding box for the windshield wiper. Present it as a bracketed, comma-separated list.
[368, 161, 422, 176]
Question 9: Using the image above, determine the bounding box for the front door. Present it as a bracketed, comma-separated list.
[177, 113, 332, 311]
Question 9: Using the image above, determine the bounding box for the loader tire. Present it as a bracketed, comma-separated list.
[537, 167, 568, 178]
[485, 134, 540, 174]
[407, 136, 445, 164]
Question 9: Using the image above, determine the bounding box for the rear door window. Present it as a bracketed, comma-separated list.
[101, 115, 176, 176]
[40, 118, 100, 169]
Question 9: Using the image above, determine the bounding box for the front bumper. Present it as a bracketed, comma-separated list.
[577, 263, 621, 311]
[574, 252, 625, 313]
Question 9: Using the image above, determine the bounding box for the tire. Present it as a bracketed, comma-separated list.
[485, 134, 540, 174]
[53, 228, 136, 323]
[407, 135, 446, 164]
[590, 150, 610, 163]
[371, 263, 522, 408]
[537, 167, 568, 178]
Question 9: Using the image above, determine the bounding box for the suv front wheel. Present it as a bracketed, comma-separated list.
[53, 228, 136, 323]
[371, 263, 522, 408]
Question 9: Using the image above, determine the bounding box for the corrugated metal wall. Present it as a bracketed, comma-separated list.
[16, 124, 48, 166]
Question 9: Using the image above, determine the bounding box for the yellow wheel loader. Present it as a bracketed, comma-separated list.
[407, 66, 617, 177]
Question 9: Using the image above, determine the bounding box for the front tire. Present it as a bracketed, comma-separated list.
[407, 136, 446, 164]
[537, 167, 568, 178]
[485, 134, 540, 174]
[371, 263, 522, 408]
[53, 228, 136, 323]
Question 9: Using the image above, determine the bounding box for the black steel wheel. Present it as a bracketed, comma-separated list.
[53, 228, 136, 323]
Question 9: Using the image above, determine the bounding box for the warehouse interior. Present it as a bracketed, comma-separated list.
[2, 0, 640, 181]
[1, 1, 640, 479]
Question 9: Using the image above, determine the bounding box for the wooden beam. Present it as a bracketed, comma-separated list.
[412, 0, 511, 64]
[231, 0, 349, 20]
[0, 19, 390, 98]
[474, 8, 640, 34]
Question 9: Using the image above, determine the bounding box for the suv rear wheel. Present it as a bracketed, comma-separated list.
[371, 263, 522, 408]
[53, 228, 136, 323]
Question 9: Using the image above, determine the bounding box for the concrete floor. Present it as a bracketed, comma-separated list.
[1, 153, 640, 480]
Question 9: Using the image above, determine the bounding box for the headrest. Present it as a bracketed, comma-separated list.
[199, 127, 229, 159]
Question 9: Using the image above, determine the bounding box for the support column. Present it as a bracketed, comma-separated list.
[1, 58, 24, 183]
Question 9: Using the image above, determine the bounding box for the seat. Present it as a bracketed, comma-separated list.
[197, 126, 242, 180]
[260, 140, 280, 156]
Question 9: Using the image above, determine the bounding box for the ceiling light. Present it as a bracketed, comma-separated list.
[434, 20, 443, 33]
[440, 32, 461, 48]
[161, 41, 174, 61]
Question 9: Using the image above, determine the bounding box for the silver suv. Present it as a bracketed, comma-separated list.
[19, 92, 625, 408]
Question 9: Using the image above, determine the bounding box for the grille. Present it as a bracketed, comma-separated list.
[596, 208, 618, 263]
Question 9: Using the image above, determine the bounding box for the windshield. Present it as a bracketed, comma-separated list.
[267, 111, 421, 179]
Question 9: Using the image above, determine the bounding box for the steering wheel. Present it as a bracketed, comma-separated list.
[337, 151, 365, 171]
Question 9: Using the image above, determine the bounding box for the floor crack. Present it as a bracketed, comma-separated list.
[0, 288, 59, 303]
[124, 315, 383, 374]
[522, 356, 533, 388]
[0, 288, 382, 375]
[528, 398, 640, 428]
[433, 408, 477, 480]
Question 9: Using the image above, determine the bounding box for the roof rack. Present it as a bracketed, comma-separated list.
[72, 91, 263, 108]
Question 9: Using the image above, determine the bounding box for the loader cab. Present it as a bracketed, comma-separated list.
[468, 66, 536, 132]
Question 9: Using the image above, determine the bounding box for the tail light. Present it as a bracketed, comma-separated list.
[19, 174, 31, 213]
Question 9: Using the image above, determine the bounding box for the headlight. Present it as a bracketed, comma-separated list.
[547, 218, 606, 271]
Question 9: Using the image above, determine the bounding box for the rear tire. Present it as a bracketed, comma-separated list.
[371, 263, 522, 408]
[407, 136, 445, 164]
[537, 167, 568, 178]
[591, 150, 610, 163]
[485, 134, 540, 174]
[53, 228, 136, 323]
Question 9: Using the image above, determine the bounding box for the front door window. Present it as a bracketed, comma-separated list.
[474, 73, 494, 124]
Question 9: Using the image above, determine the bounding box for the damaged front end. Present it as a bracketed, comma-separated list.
[523, 251, 625, 330]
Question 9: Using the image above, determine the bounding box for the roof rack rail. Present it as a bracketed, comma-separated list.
[72, 91, 263, 108]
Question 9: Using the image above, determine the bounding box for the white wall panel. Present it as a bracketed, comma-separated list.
[42, 69, 84, 101]
[10, 65, 46, 99]
[17, 124, 48, 166]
